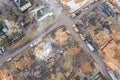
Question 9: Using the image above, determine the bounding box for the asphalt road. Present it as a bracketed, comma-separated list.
[0, 0, 112, 80]
[71, 1, 112, 79]
[61, 14, 112, 80]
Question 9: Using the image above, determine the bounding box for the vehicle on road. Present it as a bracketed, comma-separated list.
[79, 33, 85, 41]
[75, 11, 82, 16]
[0, 48, 5, 55]
[84, 40, 95, 51]
[107, 67, 118, 80]
[72, 24, 79, 32]
[6, 57, 13, 62]
[70, 13, 76, 19]
[81, 24, 87, 29]
[84, 7, 89, 11]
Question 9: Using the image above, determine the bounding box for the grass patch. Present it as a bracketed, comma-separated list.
[43, 15, 56, 27]
[0, 37, 9, 47]
[10, 35, 30, 48]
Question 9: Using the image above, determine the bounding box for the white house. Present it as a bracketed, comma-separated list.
[30, 5, 53, 22]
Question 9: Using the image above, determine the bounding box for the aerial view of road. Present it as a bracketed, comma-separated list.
[0, 0, 120, 80]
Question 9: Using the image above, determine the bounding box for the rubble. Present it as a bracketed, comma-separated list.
[55, 28, 69, 44]
[15, 55, 32, 70]
[0, 69, 13, 80]
[67, 47, 81, 56]
[0, 26, 97, 80]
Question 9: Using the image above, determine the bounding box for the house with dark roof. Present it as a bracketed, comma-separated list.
[14, 0, 32, 11]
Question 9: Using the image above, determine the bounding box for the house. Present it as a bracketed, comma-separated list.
[30, 5, 53, 21]
[14, 0, 32, 11]
[59, 0, 98, 13]
[59, 0, 88, 13]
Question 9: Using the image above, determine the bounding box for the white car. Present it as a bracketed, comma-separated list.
[72, 24, 79, 32]
[6, 57, 12, 62]
[79, 34, 85, 41]
[84, 7, 89, 11]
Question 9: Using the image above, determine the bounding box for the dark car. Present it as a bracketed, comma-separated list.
[75, 11, 82, 16]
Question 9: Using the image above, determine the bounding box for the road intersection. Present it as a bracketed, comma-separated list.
[0, 0, 112, 80]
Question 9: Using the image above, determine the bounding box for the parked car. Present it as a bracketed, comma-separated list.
[75, 11, 82, 16]
[72, 24, 79, 32]
[70, 13, 76, 19]
[84, 7, 89, 11]
[79, 33, 85, 41]
[81, 24, 87, 29]
[6, 57, 13, 62]
[0, 48, 5, 55]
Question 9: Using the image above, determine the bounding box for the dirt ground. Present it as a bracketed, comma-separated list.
[0, 26, 97, 80]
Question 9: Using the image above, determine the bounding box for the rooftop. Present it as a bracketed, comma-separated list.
[20, 0, 30, 7]
[31, 5, 53, 21]
[14, 0, 30, 7]
[60, 0, 90, 13]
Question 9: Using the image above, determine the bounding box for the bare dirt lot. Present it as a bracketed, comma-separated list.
[0, 26, 97, 80]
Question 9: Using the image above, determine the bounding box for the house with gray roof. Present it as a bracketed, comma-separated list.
[14, 0, 32, 11]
